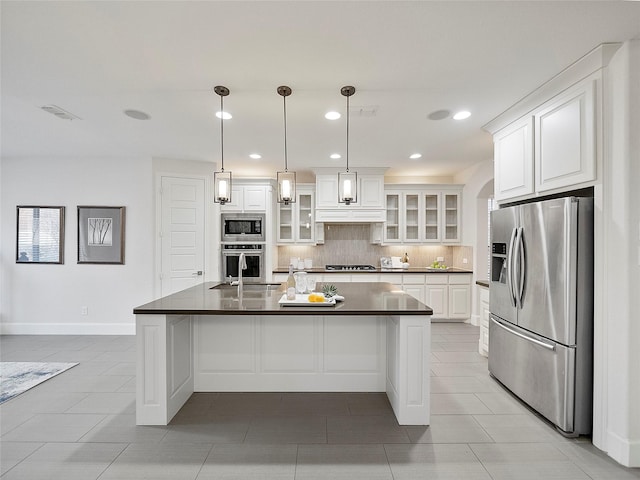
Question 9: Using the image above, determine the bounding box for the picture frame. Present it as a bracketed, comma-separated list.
[77, 206, 125, 264]
[16, 206, 65, 264]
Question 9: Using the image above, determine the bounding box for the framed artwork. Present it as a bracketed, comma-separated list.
[77, 206, 125, 264]
[16, 206, 65, 264]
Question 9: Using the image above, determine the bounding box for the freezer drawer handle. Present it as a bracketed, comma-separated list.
[490, 317, 556, 351]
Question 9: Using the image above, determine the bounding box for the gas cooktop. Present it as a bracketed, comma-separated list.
[325, 264, 377, 271]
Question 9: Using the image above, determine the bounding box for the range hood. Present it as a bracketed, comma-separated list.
[312, 167, 387, 224]
[315, 209, 385, 223]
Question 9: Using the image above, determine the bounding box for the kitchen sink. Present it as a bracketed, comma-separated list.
[210, 282, 283, 291]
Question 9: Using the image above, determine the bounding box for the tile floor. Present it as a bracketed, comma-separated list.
[1, 324, 639, 479]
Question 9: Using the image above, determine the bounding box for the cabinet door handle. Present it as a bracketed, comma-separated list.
[192, 271, 203, 276]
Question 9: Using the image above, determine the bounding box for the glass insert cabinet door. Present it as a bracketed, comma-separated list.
[384, 193, 400, 242]
[297, 192, 313, 241]
[424, 193, 440, 242]
[16, 206, 65, 264]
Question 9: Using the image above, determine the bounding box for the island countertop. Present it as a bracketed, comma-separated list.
[133, 281, 433, 316]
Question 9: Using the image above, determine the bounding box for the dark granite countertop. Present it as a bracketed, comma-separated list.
[272, 267, 473, 274]
[134, 282, 433, 316]
[476, 280, 489, 288]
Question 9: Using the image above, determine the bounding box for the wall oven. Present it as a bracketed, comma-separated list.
[221, 213, 265, 242]
[221, 244, 265, 283]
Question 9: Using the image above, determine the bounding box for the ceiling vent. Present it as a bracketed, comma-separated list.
[349, 105, 378, 117]
[40, 105, 81, 121]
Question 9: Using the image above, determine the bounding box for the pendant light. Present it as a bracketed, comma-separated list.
[213, 85, 232, 204]
[276, 86, 296, 205]
[338, 86, 357, 205]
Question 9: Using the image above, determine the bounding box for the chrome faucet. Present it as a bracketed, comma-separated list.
[237, 252, 247, 296]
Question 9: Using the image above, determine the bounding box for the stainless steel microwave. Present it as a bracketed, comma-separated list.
[221, 213, 265, 242]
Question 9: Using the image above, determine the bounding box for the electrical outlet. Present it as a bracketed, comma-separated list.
[437, 256, 444, 262]
[462, 258, 468, 264]
[81, 306, 88, 315]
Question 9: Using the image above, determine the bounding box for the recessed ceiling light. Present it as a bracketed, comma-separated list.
[124, 109, 151, 120]
[427, 109, 450, 121]
[325, 111, 341, 120]
[216, 111, 232, 120]
[409, 153, 422, 159]
[249, 153, 262, 159]
[453, 110, 471, 120]
[330, 153, 341, 159]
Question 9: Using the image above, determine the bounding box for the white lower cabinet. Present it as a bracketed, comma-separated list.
[448, 284, 471, 319]
[425, 284, 448, 319]
[403, 274, 426, 303]
[447, 275, 471, 319]
[478, 286, 490, 356]
[424, 274, 472, 321]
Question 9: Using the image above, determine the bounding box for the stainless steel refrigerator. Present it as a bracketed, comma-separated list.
[489, 196, 593, 436]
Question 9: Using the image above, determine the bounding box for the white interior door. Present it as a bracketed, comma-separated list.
[160, 176, 206, 296]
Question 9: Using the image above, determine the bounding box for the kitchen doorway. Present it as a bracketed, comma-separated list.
[158, 175, 207, 297]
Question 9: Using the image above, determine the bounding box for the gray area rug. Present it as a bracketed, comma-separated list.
[0, 362, 78, 404]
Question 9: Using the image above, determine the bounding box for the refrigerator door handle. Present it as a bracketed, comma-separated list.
[491, 316, 556, 351]
[515, 227, 525, 308]
[507, 227, 517, 307]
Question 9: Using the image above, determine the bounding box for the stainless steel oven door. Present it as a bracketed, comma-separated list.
[221, 248, 264, 283]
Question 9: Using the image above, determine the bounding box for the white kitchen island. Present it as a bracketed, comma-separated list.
[133, 282, 432, 426]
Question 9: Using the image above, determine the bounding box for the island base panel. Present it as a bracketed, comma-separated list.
[136, 313, 430, 426]
[194, 315, 386, 392]
[136, 314, 194, 425]
[386, 315, 431, 425]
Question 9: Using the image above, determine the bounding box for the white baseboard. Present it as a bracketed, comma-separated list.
[0, 322, 135, 335]
[607, 431, 640, 467]
[469, 314, 481, 327]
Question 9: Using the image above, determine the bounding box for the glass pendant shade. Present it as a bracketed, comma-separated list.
[338, 171, 357, 205]
[277, 170, 296, 205]
[214, 170, 232, 205]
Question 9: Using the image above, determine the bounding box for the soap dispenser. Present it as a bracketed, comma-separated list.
[401, 252, 410, 269]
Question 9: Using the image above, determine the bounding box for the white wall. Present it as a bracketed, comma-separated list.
[598, 39, 640, 467]
[0, 156, 154, 334]
[455, 158, 494, 325]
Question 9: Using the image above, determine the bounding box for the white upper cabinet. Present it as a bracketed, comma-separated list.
[277, 186, 315, 244]
[313, 168, 387, 223]
[315, 175, 339, 208]
[535, 76, 596, 193]
[383, 187, 461, 245]
[494, 116, 534, 202]
[358, 175, 385, 208]
[315, 173, 384, 209]
[485, 44, 616, 203]
[384, 193, 401, 243]
[442, 192, 461, 243]
[221, 184, 269, 212]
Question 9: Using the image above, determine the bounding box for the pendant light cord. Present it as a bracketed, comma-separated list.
[346, 93, 350, 173]
[283, 94, 288, 172]
[220, 94, 225, 172]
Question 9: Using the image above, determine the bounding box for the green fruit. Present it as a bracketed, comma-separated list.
[322, 284, 338, 297]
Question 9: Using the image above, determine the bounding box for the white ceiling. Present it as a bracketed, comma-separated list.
[2, 1, 640, 179]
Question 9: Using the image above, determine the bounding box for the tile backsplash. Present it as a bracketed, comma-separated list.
[277, 224, 473, 269]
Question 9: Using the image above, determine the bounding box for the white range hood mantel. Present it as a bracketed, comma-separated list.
[312, 167, 387, 223]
